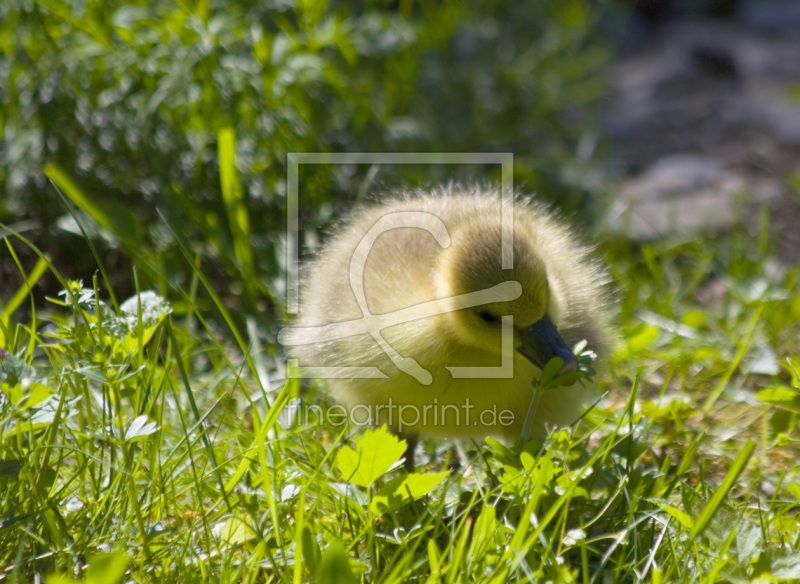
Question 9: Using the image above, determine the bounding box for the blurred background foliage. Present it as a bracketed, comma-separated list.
[0, 0, 613, 322]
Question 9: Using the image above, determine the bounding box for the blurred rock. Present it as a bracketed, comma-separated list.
[607, 155, 757, 238]
[604, 16, 800, 256]
[738, 0, 800, 33]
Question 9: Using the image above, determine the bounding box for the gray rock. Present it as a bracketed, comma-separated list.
[607, 155, 746, 237]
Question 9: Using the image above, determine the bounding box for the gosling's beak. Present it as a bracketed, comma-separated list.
[518, 315, 577, 375]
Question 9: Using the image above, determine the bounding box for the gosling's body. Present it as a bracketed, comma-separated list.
[286, 186, 609, 441]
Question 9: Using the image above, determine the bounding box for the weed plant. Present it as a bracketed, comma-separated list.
[2, 200, 800, 582]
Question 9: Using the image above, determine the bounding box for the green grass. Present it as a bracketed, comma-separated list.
[2, 207, 800, 583]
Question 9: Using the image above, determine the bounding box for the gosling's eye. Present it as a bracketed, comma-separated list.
[477, 310, 500, 325]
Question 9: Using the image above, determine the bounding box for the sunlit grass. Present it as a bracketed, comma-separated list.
[1, 205, 800, 582]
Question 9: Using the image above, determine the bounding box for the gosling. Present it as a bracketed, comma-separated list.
[281, 185, 610, 451]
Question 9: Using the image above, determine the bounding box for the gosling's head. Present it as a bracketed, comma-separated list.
[437, 219, 577, 374]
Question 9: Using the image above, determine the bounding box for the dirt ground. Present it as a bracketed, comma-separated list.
[604, 3, 800, 261]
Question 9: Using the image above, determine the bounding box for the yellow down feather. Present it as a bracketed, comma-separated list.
[284, 185, 610, 442]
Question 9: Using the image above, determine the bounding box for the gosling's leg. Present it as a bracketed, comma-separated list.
[399, 433, 418, 472]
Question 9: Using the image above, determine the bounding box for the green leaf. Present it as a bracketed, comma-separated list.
[1, 380, 53, 409]
[0, 255, 48, 339]
[767, 409, 795, 439]
[327, 482, 369, 508]
[124, 415, 159, 442]
[85, 552, 130, 584]
[21, 382, 55, 409]
[298, 0, 329, 29]
[48, 551, 129, 584]
[681, 310, 706, 329]
[44, 164, 139, 245]
[218, 516, 256, 546]
[107, 291, 172, 354]
[757, 385, 800, 413]
[650, 499, 694, 529]
[500, 451, 555, 497]
[556, 472, 588, 499]
[427, 539, 442, 575]
[302, 526, 322, 577]
[468, 503, 498, 559]
[0, 352, 35, 391]
[396, 471, 448, 498]
[626, 323, 659, 354]
[735, 521, 762, 565]
[370, 471, 449, 513]
[691, 440, 755, 539]
[538, 357, 563, 387]
[771, 551, 800, 580]
[2, 396, 81, 439]
[217, 127, 255, 302]
[317, 539, 358, 584]
[337, 426, 406, 488]
[485, 437, 517, 466]
[785, 483, 800, 501]
[520, 450, 537, 472]
[0, 460, 21, 477]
